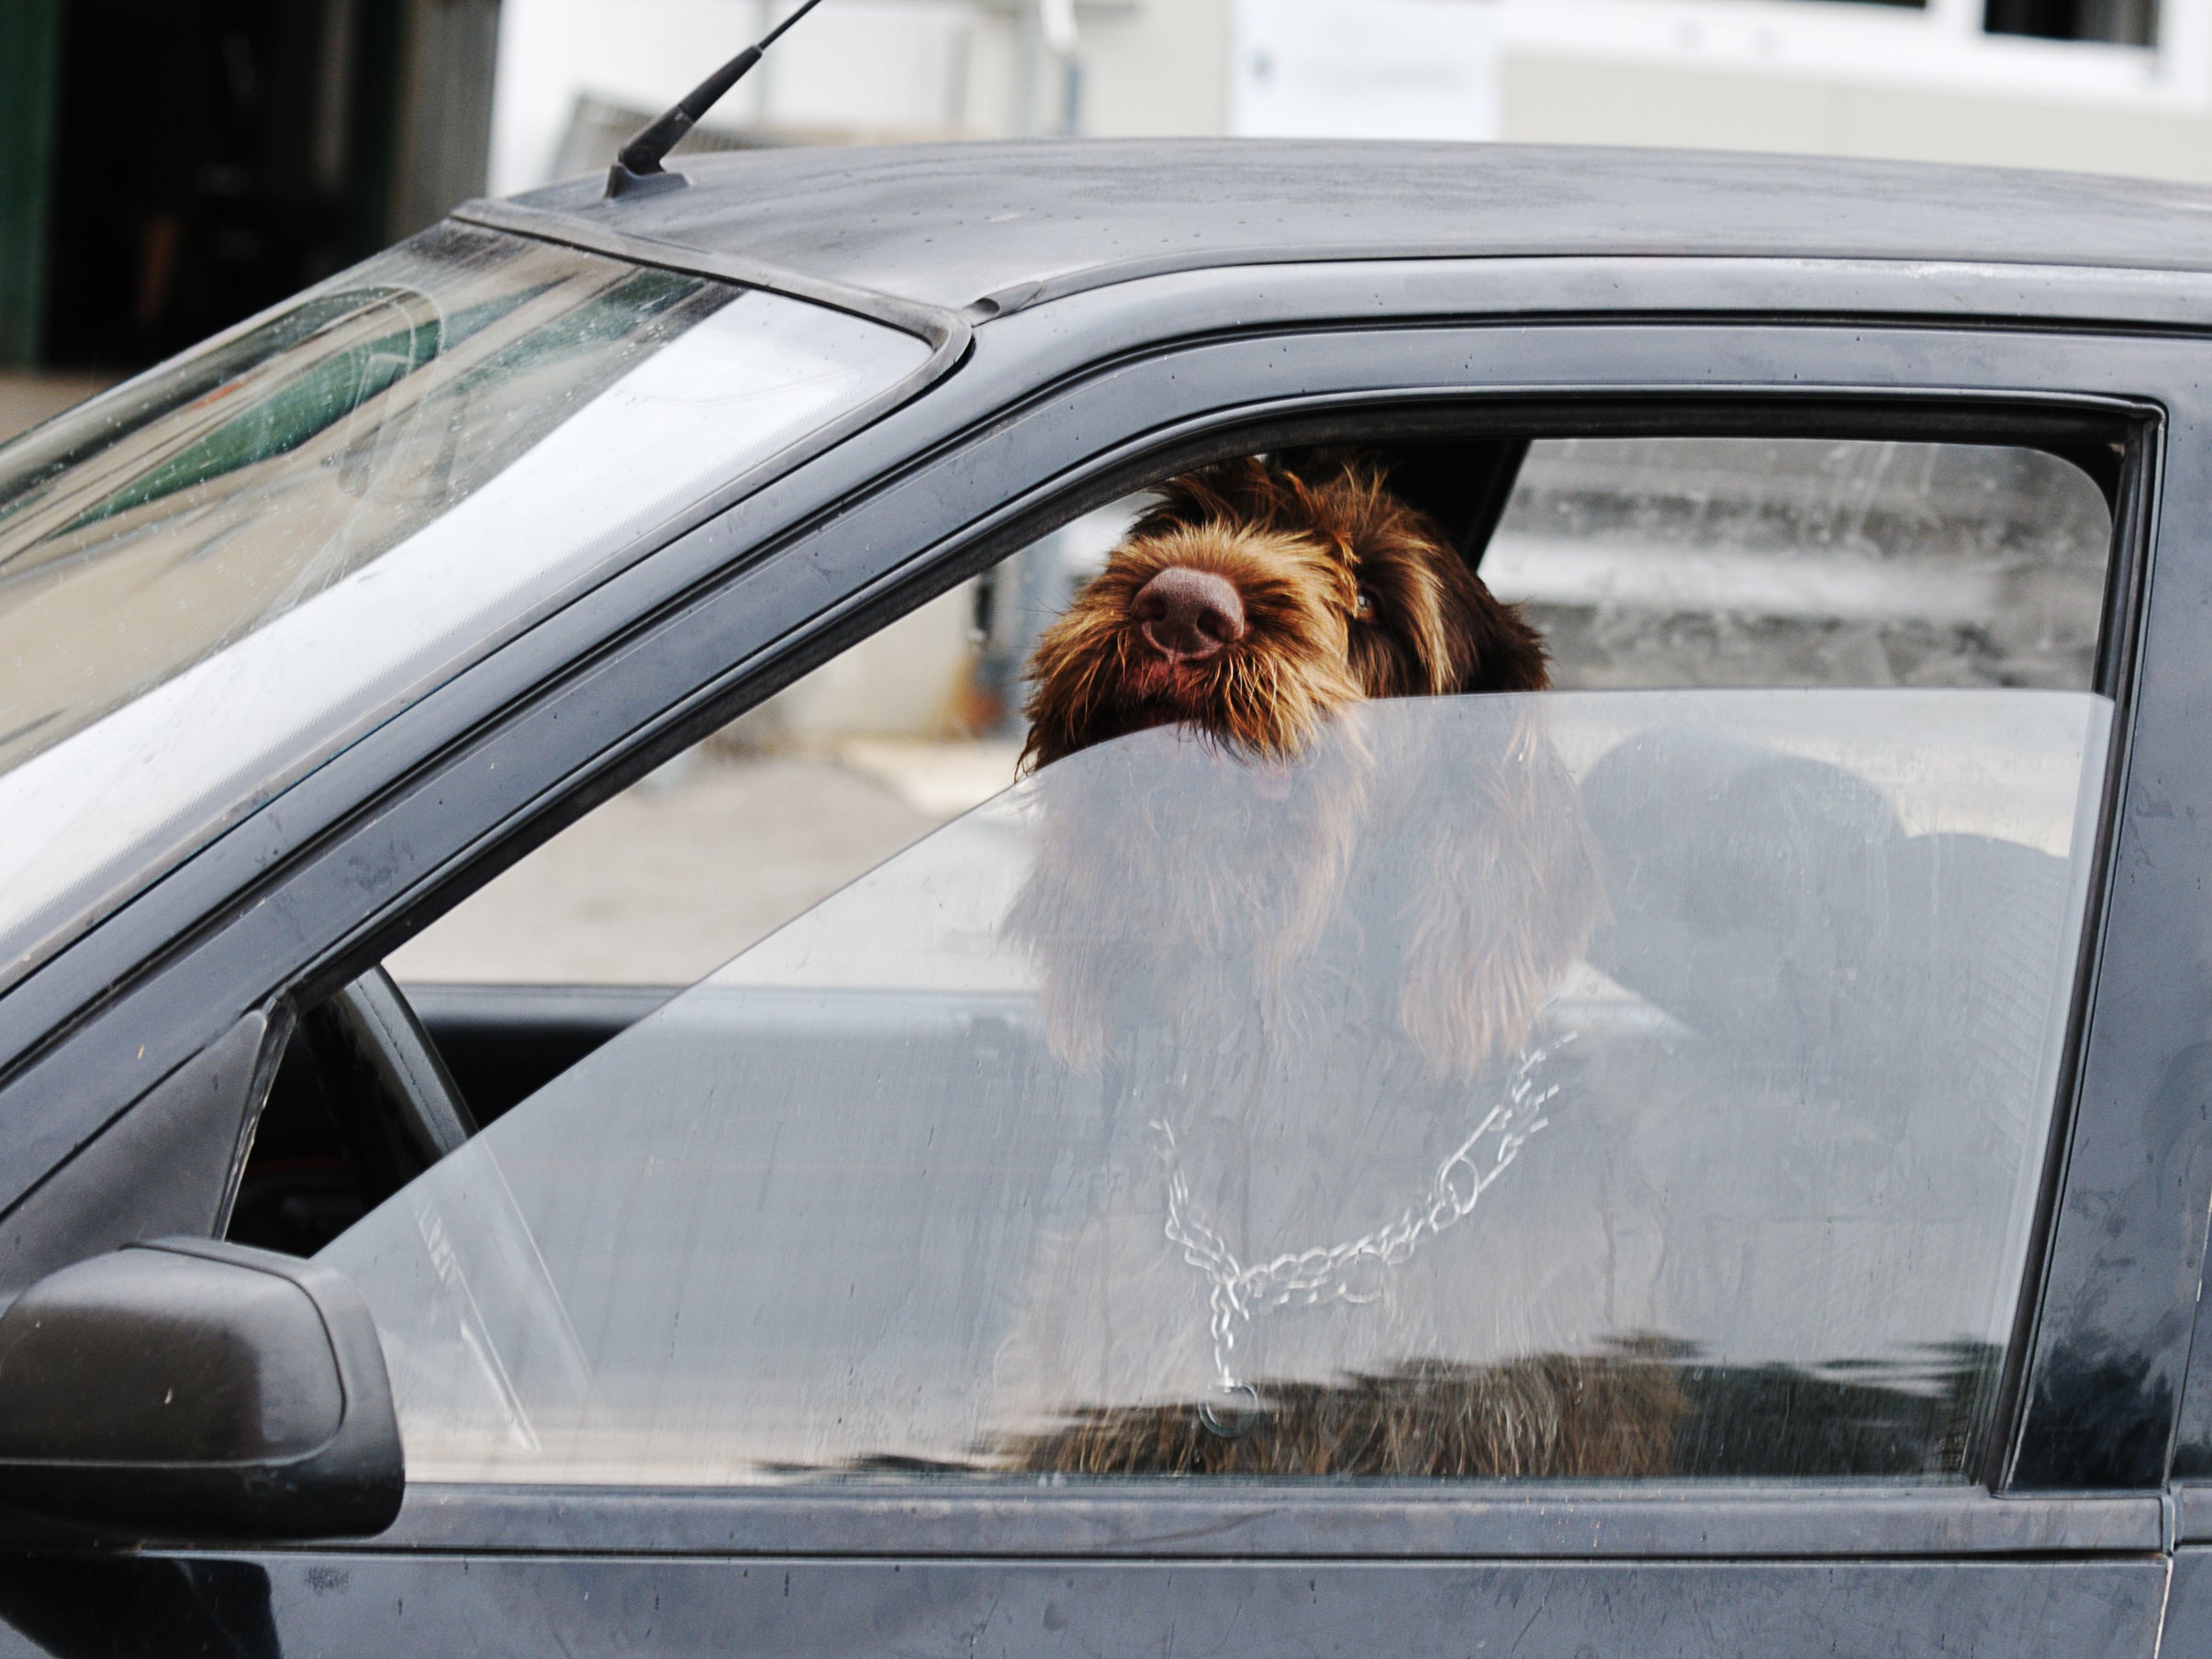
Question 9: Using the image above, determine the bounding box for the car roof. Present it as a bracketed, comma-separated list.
[505, 139, 2212, 316]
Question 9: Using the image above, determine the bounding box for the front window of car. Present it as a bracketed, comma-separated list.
[0, 223, 929, 988]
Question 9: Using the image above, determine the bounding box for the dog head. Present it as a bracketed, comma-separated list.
[1019, 456, 1548, 771]
[1007, 453, 1596, 1084]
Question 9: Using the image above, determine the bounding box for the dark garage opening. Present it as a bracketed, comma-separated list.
[25, 0, 497, 377]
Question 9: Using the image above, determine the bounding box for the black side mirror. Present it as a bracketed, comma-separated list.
[0, 1238, 402, 1543]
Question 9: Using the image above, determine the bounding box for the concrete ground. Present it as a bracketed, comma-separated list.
[386, 740, 1023, 985]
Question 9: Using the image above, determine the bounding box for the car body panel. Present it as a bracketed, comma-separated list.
[2162, 1549, 2212, 1659]
[0, 1553, 2173, 1659]
[371, 1484, 2168, 1557]
[508, 141, 2212, 314]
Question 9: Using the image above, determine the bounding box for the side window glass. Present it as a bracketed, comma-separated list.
[279, 432, 2117, 1485]
[326, 688, 2108, 1484]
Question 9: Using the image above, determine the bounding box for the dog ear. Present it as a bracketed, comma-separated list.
[1389, 706, 1604, 1077]
[1447, 566, 1552, 696]
[1288, 456, 1550, 699]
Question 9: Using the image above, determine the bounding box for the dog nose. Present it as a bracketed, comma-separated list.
[1132, 567, 1246, 662]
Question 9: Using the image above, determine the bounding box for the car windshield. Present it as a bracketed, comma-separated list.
[324, 686, 2108, 1485]
[0, 223, 928, 990]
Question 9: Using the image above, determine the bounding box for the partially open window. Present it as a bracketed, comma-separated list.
[366, 432, 2116, 992]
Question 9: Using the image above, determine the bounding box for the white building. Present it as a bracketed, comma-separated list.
[490, 0, 2211, 196]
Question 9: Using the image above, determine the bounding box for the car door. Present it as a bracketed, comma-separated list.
[0, 265, 2204, 1657]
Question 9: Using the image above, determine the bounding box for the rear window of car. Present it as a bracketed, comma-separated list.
[0, 223, 929, 990]
[325, 685, 2106, 1485]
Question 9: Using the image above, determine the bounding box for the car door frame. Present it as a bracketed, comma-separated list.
[0, 257, 2207, 1656]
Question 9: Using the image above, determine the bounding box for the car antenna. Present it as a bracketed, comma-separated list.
[604, 0, 830, 199]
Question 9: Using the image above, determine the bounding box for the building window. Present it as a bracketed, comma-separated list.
[1501, 0, 2201, 111]
[1985, 0, 2158, 43]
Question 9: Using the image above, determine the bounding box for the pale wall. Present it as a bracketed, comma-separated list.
[1499, 54, 2212, 181]
[493, 0, 2212, 189]
[1066, 0, 2212, 184]
[1077, 4, 1234, 137]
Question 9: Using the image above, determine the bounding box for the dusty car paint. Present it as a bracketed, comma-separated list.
[2, 143, 2211, 1656]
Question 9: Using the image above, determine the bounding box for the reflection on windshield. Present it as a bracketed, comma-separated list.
[0, 235, 726, 779]
[0, 226, 928, 993]
[324, 689, 2107, 1484]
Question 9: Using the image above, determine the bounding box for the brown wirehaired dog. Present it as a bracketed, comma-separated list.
[1020, 455, 1551, 772]
[987, 457, 1645, 1479]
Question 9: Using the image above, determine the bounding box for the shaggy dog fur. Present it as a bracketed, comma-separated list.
[1012, 454, 1599, 1078]
[1001, 1352, 1686, 1479]
[988, 456, 1647, 1478]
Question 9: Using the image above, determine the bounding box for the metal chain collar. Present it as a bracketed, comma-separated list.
[1153, 1041, 1564, 1400]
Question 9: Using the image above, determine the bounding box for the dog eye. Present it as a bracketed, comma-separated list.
[1353, 588, 1376, 620]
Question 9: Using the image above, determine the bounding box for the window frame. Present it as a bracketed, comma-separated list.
[363, 396, 2154, 1528]
[0, 295, 2196, 1548]
[358, 384, 2152, 1524]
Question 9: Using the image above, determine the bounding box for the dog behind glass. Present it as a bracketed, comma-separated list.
[992, 455, 1649, 1480]
[1012, 452, 1598, 1081]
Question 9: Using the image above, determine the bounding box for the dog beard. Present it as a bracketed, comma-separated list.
[1004, 697, 1602, 1086]
[1003, 717, 1373, 1076]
